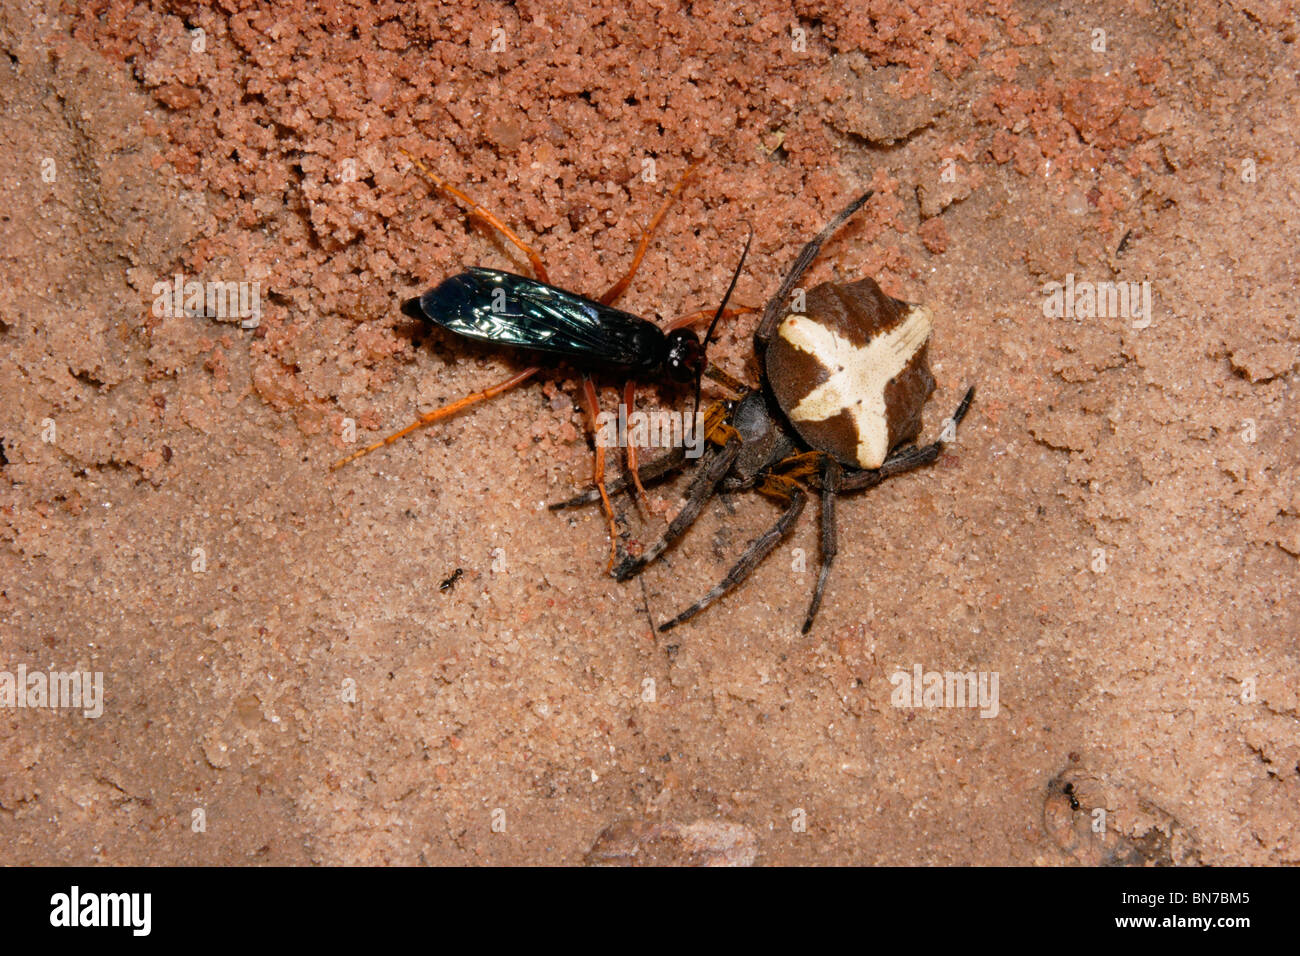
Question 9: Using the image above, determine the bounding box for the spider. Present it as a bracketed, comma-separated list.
[552, 191, 975, 633]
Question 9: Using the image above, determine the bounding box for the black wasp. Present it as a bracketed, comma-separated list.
[332, 150, 751, 569]
[400, 268, 708, 384]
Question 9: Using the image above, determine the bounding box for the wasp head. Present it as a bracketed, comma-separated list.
[664, 329, 704, 383]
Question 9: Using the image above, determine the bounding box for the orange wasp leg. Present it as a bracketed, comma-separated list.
[578, 375, 620, 572]
[332, 366, 541, 470]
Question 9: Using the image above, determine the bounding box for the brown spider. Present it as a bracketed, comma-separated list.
[554, 192, 975, 633]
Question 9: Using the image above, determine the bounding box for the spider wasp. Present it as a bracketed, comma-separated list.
[554, 192, 975, 633]
[332, 151, 752, 568]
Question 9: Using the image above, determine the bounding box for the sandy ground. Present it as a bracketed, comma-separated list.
[0, 0, 1296, 865]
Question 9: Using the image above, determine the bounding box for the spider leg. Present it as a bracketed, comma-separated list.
[718, 474, 758, 493]
[702, 364, 753, 394]
[802, 456, 843, 634]
[754, 191, 875, 349]
[839, 386, 974, 492]
[659, 481, 807, 632]
[612, 435, 741, 582]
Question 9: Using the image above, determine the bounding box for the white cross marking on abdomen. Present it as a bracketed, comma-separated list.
[778, 305, 932, 468]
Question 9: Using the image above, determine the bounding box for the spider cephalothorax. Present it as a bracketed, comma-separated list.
[553, 191, 974, 633]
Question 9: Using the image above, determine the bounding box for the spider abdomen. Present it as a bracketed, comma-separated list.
[764, 278, 936, 469]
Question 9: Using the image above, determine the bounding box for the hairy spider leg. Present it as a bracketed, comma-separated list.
[612, 435, 742, 582]
[654, 387, 975, 632]
[551, 446, 688, 508]
[754, 191, 875, 349]
[800, 388, 974, 628]
[658, 476, 809, 632]
[608, 405, 739, 581]
[702, 363, 753, 394]
[617, 306, 752, 508]
[839, 387, 974, 492]
[802, 455, 842, 634]
[763, 450, 823, 487]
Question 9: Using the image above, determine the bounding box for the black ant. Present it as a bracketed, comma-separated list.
[1063, 781, 1081, 811]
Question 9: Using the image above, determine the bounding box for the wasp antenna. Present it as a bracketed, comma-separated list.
[693, 223, 754, 418]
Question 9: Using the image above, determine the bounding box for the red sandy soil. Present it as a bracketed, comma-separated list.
[0, 0, 1296, 864]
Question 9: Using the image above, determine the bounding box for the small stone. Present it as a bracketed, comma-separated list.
[586, 818, 758, 867]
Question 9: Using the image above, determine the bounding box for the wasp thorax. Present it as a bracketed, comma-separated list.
[764, 277, 935, 469]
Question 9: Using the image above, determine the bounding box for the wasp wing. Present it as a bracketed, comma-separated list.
[406, 268, 661, 371]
